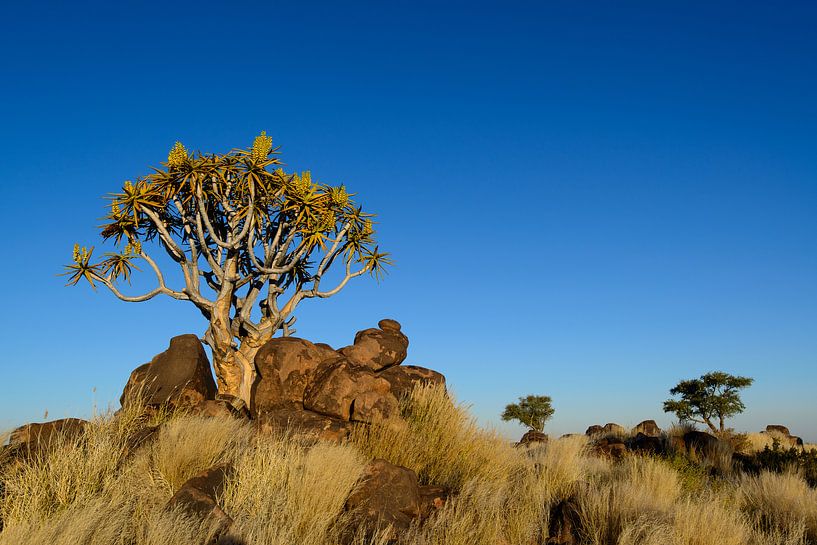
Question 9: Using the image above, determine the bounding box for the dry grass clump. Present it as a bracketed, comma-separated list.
[739, 470, 817, 542]
[0, 397, 173, 529]
[148, 414, 253, 493]
[221, 435, 367, 544]
[350, 384, 521, 490]
[578, 455, 681, 544]
[529, 434, 606, 498]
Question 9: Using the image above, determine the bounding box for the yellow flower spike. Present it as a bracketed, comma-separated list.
[252, 131, 273, 161]
[123, 180, 133, 192]
[72, 244, 80, 262]
[331, 185, 349, 207]
[167, 141, 189, 168]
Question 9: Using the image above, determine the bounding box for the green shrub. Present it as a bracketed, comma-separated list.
[737, 440, 817, 486]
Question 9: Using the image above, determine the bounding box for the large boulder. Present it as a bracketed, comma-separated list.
[418, 485, 449, 520]
[304, 360, 399, 423]
[9, 418, 87, 458]
[633, 420, 661, 437]
[602, 423, 626, 435]
[377, 365, 446, 400]
[628, 433, 664, 454]
[518, 430, 549, 446]
[251, 337, 339, 415]
[345, 459, 422, 536]
[546, 497, 582, 545]
[763, 425, 803, 448]
[120, 334, 216, 410]
[189, 399, 250, 420]
[165, 464, 233, 533]
[339, 319, 409, 371]
[585, 425, 603, 437]
[592, 437, 627, 459]
[256, 407, 354, 443]
[766, 424, 791, 436]
[682, 430, 720, 457]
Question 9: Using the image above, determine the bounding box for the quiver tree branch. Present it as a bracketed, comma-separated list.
[64, 132, 391, 404]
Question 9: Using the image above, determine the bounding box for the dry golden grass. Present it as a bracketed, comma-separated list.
[221, 435, 367, 544]
[739, 470, 817, 542]
[744, 431, 792, 454]
[350, 384, 522, 490]
[2, 384, 816, 545]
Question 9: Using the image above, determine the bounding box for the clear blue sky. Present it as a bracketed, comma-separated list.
[1, 2, 815, 440]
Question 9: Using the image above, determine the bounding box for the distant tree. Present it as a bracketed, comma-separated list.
[63, 133, 390, 405]
[663, 371, 754, 433]
[501, 395, 555, 432]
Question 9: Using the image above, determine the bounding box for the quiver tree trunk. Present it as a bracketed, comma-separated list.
[65, 133, 392, 407]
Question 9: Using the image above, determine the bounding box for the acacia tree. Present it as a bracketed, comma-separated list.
[64, 133, 390, 404]
[501, 395, 555, 432]
[663, 371, 754, 433]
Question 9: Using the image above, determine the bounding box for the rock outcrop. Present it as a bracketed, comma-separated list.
[681, 430, 721, 457]
[165, 464, 233, 534]
[252, 319, 436, 433]
[602, 423, 625, 435]
[9, 418, 87, 450]
[121, 334, 216, 410]
[256, 407, 353, 443]
[633, 420, 661, 437]
[628, 432, 664, 454]
[762, 424, 804, 448]
[304, 360, 399, 423]
[378, 365, 446, 400]
[344, 458, 422, 537]
[252, 337, 338, 415]
[585, 425, 603, 437]
[339, 319, 409, 371]
[518, 430, 549, 446]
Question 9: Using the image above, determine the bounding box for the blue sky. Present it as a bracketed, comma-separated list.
[1, 2, 815, 440]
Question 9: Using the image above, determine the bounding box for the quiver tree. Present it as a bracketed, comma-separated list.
[64, 133, 391, 404]
[663, 371, 754, 433]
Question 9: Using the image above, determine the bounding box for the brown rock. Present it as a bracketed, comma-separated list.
[547, 497, 581, 545]
[593, 437, 627, 459]
[166, 464, 233, 532]
[766, 424, 791, 436]
[339, 320, 409, 371]
[122, 425, 161, 461]
[602, 423, 626, 435]
[345, 459, 421, 535]
[378, 319, 402, 332]
[256, 407, 354, 443]
[9, 418, 87, 457]
[252, 337, 339, 416]
[585, 425, 603, 436]
[628, 433, 664, 454]
[682, 430, 720, 457]
[189, 399, 246, 419]
[120, 335, 216, 410]
[378, 365, 445, 400]
[633, 420, 661, 437]
[518, 430, 549, 446]
[418, 484, 449, 519]
[304, 360, 399, 423]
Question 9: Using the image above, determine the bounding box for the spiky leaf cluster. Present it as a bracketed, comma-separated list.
[65, 132, 390, 339]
